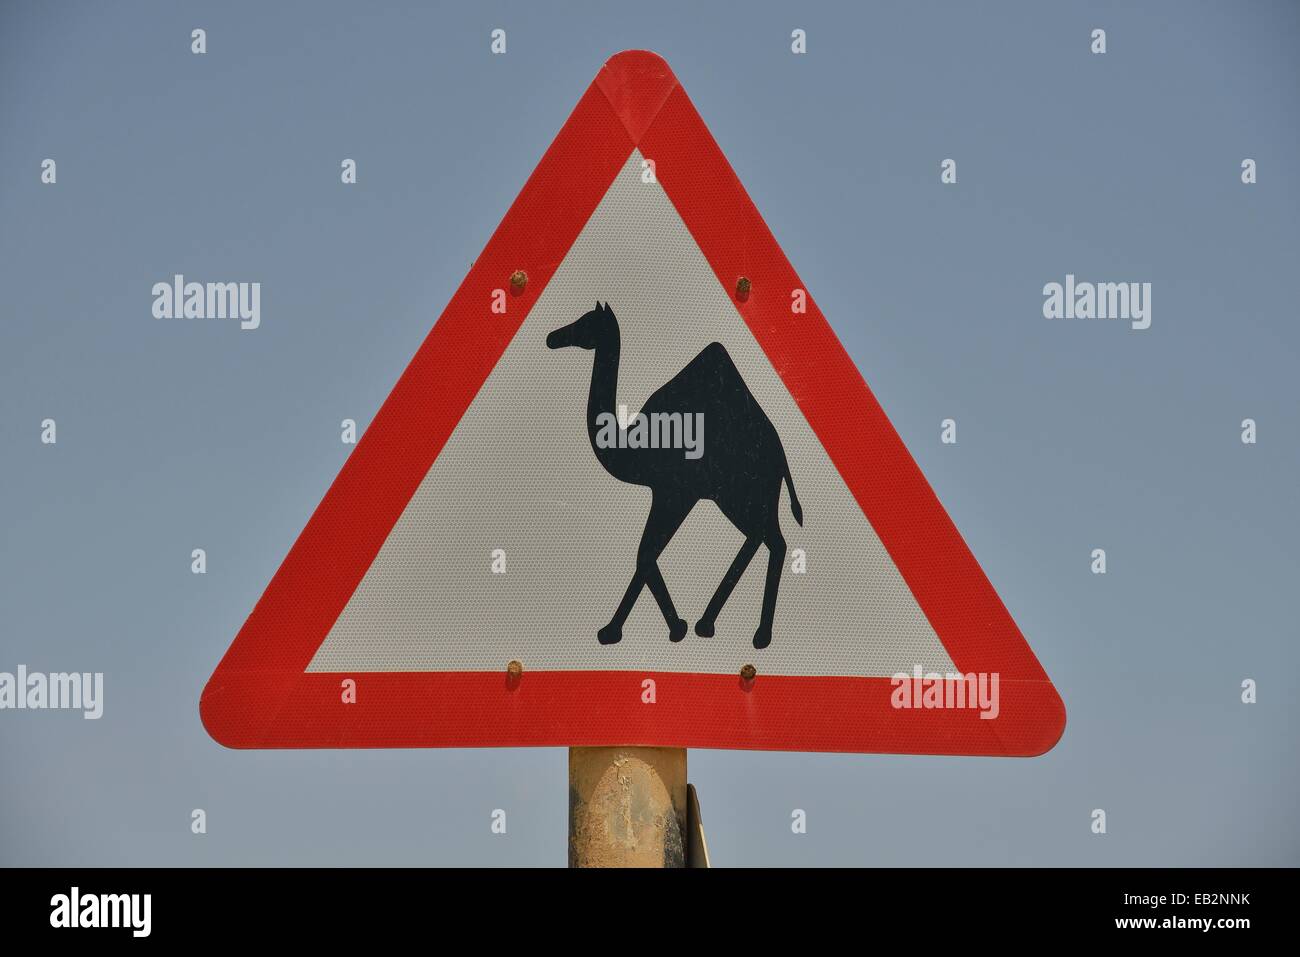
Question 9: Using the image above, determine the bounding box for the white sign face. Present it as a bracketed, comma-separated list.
[309, 151, 954, 678]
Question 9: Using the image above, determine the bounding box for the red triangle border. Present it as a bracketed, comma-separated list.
[201, 51, 1065, 755]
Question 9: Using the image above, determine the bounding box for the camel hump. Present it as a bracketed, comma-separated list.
[641, 341, 743, 410]
[685, 341, 742, 384]
[702, 340, 739, 369]
[695, 342, 762, 406]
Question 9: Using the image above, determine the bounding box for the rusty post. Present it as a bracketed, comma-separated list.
[568, 747, 688, 867]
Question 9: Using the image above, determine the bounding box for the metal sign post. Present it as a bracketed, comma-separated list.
[568, 746, 690, 868]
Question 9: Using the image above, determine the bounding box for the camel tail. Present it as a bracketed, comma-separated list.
[782, 456, 804, 527]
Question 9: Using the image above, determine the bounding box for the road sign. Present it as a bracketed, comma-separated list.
[201, 50, 1065, 755]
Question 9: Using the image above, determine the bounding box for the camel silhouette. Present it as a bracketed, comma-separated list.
[546, 302, 803, 650]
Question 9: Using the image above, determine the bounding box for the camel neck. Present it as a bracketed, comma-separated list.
[586, 334, 634, 479]
[586, 335, 619, 436]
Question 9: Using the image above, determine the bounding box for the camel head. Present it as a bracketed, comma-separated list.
[546, 301, 618, 351]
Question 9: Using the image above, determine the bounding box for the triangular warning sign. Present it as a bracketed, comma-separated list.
[202, 51, 1065, 756]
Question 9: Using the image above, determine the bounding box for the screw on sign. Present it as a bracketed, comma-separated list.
[200, 50, 1064, 867]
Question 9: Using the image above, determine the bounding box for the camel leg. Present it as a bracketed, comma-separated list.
[598, 496, 691, 645]
[753, 524, 787, 650]
[695, 535, 762, 637]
